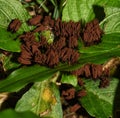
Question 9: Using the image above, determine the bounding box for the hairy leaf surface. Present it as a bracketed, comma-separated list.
[80, 78, 119, 118]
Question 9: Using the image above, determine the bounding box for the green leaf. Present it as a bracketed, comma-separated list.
[0, 65, 57, 93]
[62, 0, 94, 22]
[62, 0, 102, 22]
[79, 33, 120, 64]
[80, 78, 119, 118]
[61, 74, 77, 87]
[0, 109, 39, 118]
[0, 62, 82, 93]
[100, 7, 120, 34]
[15, 81, 63, 118]
[62, 0, 120, 22]
[0, 28, 21, 52]
[0, 0, 30, 32]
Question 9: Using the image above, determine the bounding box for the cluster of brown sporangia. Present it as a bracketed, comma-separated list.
[72, 63, 110, 88]
[7, 15, 103, 67]
[7, 15, 110, 113]
[60, 63, 110, 113]
[7, 15, 110, 87]
[60, 83, 87, 113]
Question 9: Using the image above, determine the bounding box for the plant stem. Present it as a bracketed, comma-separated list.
[36, 0, 49, 13]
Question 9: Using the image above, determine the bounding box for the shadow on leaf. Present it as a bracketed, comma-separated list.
[113, 65, 120, 118]
[93, 5, 105, 22]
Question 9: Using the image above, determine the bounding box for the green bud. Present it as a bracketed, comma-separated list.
[41, 30, 54, 44]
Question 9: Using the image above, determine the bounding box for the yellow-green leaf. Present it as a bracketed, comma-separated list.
[15, 81, 63, 118]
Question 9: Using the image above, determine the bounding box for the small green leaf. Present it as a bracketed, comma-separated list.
[0, 109, 39, 118]
[15, 81, 63, 118]
[1, 54, 21, 71]
[41, 30, 54, 44]
[80, 78, 119, 118]
[0, 65, 57, 93]
[0, 28, 21, 52]
[0, 0, 31, 32]
[61, 74, 77, 87]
